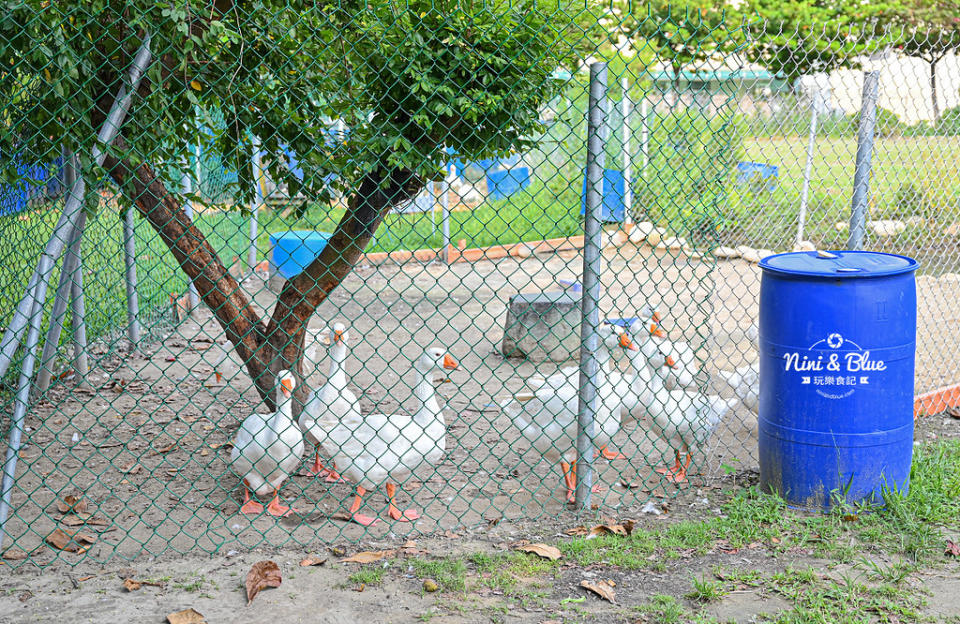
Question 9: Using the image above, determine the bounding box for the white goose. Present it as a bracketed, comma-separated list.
[321, 347, 459, 526]
[503, 325, 636, 503]
[719, 322, 760, 414]
[230, 370, 304, 516]
[300, 323, 359, 482]
[641, 345, 733, 484]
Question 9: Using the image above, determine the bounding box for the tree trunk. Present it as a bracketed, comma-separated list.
[104, 136, 423, 411]
[931, 59, 941, 123]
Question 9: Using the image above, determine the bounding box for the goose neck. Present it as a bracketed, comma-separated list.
[414, 370, 441, 423]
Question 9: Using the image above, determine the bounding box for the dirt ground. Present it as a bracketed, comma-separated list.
[1, 241, 958, 573]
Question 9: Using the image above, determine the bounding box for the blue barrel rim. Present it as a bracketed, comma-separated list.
[760, 250, 920, 279]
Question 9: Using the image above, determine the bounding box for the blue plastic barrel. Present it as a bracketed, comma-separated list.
[270, 230, 334, 279]
[486, 167, 531, 200]
[758, 250, 918, 510]
[579, 168, 625, 222]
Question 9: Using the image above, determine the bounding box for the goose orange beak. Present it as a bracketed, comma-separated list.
[443, 354, 459, 370]
[650, 323, 667, 339]
[281, 377, 294, 396]
[666, 356, 677, 368]
[618, 332, 639, 351]
[333, 329, 344, 343]
[652, 311, 662, 323]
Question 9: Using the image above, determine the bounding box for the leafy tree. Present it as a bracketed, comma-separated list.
[739, 1, 884, 83]
[880, 0, 960, 121]
[0, 0, 577, 406]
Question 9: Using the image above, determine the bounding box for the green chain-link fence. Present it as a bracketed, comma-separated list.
[1, 3, 959, 566]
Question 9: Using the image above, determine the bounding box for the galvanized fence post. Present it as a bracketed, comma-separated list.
[66, 152, 89, 380]
[576, 61, 607, 510]
[441, 167, 452, 263]
[621, 77, 633, 226]
[35, 148, 83, 394]
[797, 89, 822, 246]
[123, 203, 141, 346]
[249, 135, 263, 273]
[848, 71, 880, 251]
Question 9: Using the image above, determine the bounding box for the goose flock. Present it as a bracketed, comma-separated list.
[228, 315, 745, 524]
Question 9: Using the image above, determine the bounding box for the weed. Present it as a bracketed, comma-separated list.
[411, 558, 467, 592]
[347, 567, 385, 586]
[686, 576, 727, 603]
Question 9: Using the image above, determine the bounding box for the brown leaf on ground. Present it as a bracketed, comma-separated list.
[45, 528, 96, 553]
[619, 479, 640, 489]
[946, 540, 960, 557]
[299, 556, 327, 567]
[118, 462, 141, 475]
[516, 543, 562, 561]
[947, 406, 960, 419]
[589, 521, 635, 537]
[151, 442, 176, 455]
[56, 495, 87, 514]
[339, 550, 394, 564]
[61, 514, 108, 527]
[166, 608, 206, 624]
[565, 526, 589, 536]
[2, 549, 27, 561]
[580, 579, 616, 603]
[245, 560, 282, 604]
[123, 578, 142, 591]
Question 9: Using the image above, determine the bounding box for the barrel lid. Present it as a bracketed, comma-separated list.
[760, 250, 919, 278]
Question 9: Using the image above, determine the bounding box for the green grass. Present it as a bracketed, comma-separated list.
[347, 567, 386, 586]
[410, 558, 468, 593]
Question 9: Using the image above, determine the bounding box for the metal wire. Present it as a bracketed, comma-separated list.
[0, 6, 957, 565]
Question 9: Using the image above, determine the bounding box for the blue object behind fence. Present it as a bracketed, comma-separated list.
[758, 250, 918, 511]
[580, 168, 625, 222]
[486, 167, 531, 201]
[270, 230, 334, 279]
[0, 155, 64, 217]
[736, 161, 779, 191]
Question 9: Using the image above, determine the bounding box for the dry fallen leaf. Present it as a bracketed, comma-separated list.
[589, 521, 635, 538]
[619, 479, 640, 489]
[166, 608, 206, 624]
[46, 528, 96, 553]
[2, 549, 27, 561]
[118, 462, 141, 475]
[580, 579, 616, 603]
[946, 540, 960, 557]
[245, 560, 282, 604]
[339, 550, 394, 564]
[565, 526, 589, 536]
[61, 514, 108, 527]
[516, 543, 562, 561]
[299, 556, 327, 567]
[123, 578, 142, 591]
[151, 442, 176, 455]
[56, 495, 87, 514]
[947, 406, 960, 420]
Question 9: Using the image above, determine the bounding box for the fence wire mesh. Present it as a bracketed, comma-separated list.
[1, 3, 958, 565]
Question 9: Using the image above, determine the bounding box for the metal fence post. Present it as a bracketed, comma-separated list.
[441, 165, 452, 263]
[35, 154, 87, 393]
[576, 62, 607, 510]
[640, 97, 650, 181]
[621, 77, 633, 227]
[123, 204, 141, 345]
[848, 71, 880, 250]
[0, 209, 76, 551]
[249, 135, 264, 273]
[797, 90, 822, 246]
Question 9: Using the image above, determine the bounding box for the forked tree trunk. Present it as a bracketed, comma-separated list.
[103, 136, 422, 411]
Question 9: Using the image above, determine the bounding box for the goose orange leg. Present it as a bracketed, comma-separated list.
[655, 451, 683, 476]
[265, 489, 294, 517]
[348, 486, 380, 526]
[562, 460, 605, 504]
[239, 483, 264, 515]
[385, 483, 420, 522]
[595, 445, 628, 460]
[663, 447, 692, 484]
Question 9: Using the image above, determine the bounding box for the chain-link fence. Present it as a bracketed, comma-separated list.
[1, 4, 958, 565]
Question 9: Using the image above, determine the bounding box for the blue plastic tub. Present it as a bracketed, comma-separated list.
[580, 169, 626, 222]
[758, 250, 918, 510]
[270, 230, 334, 279]
[486, 167, 531, 200]
[736, 161, 779, 191]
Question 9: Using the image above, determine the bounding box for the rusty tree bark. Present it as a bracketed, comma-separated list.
[103, 137, 422, 411]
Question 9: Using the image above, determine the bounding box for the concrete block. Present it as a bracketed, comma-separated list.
[502, 291, 581, 362]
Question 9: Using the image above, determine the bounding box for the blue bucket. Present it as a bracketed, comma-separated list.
[270, 230, 334, 279]
[758, 250, 918, 510]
